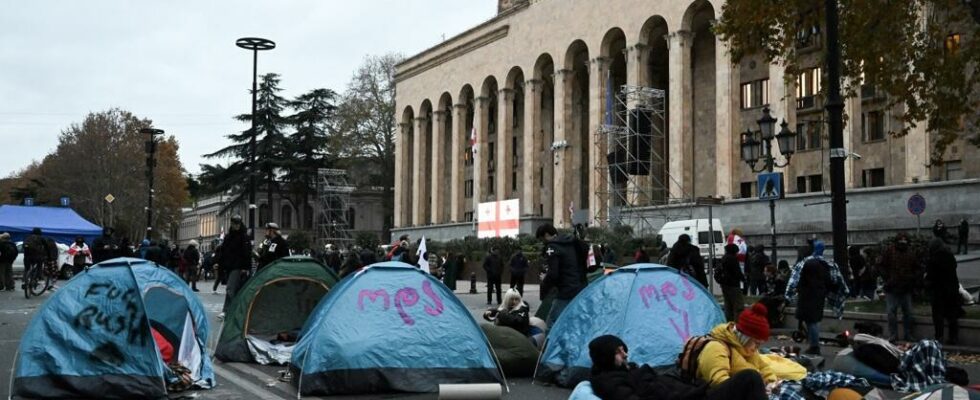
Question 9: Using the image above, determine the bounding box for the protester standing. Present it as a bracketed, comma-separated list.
[142, 240, 165, 265]
[958, 219, 970, 255]
[183, 240, 201, 292]
[634, 248, 650, 263]
[219, 215, 251, 318]
[442, 252, 458, 291]
[933, 219, 951, 243]
[847, 246, 867, 298]
[0, 233, 17, 291]
[793, 242, 833, 355]
[91, 227, 118, 264]
[601, 244, 617, 265]
[509, 249, 529, 295]
[747, 245, 770, 296]
[727, 229, 749, 294]
[211, 244, 224, 292]
[927, 238, 963, 344]
[68, 236, 91, 274]
[256, 222, 290, 270]
[720, 243, 746, 322]
[667, 234, 708, 287]
[118, 237, 134, 258]
[338, 247, 363, 279]
[483, 247, 503, 305]
[324, 244, 342, 274]
[537, 223, 588, 329]
[878, 233, 920, 341]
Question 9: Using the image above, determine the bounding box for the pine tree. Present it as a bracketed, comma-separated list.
[283, 88, 339, 229]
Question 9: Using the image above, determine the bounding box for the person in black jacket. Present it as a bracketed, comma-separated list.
[219, 215, 252, 317]
[483, 288, 531, 335]
[796, 244, 833, 355]
[927, 238, 963, 344]
[720, 243, 745, 322]
[22, 228, 48, 290]
[324, 244, 342, 274]
[257, 222, 290, 270]
[958, 219, 970, 255]
[0, 232, 18, 290]
[509, 250, 529, 295]
[91, 227, 118, 264]
[183, 240, 201, 292]
[483, 247, 503, 305]
[667, 234, 708, 287]
[537, 223, 588, 329]
[589, 335, 763, 400]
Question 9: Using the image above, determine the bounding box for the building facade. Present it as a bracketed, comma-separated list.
[392, 0, 979, 241]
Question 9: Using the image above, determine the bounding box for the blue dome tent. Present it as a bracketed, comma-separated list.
[290, 261, 506, 396]
[535, 263, 724, 388]
[13, 258, 215, 399]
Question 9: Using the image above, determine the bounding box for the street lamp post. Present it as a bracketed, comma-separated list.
[141, 128, 165, 239]
[740, 106, 797, 265]
[236, 37, 276, 240]
[824, 0, 849, 268]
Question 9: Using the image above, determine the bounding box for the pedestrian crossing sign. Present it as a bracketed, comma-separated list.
[757, 172, 784, 200]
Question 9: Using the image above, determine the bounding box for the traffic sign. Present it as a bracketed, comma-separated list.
[59, 196, 70, 207]
[757, 172, 784, 201]
[907, 194, 926, 215]
[104, 194, 115, 204]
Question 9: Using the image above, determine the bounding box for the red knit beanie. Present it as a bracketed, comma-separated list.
[736, 303, 770, 341]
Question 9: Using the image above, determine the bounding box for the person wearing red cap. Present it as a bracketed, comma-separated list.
[696, 303, 778, 398]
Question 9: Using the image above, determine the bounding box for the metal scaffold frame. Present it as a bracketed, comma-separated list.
[594, 84, 693, 235]
[315, 168, 355, 248]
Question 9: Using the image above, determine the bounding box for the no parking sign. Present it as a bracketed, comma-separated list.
[907, 194, 926, 215]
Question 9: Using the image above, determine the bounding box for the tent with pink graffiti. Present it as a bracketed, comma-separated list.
[289, 261, 505, 397]
[534, 263, 725, 388]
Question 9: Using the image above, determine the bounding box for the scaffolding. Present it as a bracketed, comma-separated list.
[315, 168, 355, 248]
[594, 84, 693, 235]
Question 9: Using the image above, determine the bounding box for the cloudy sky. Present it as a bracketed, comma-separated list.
[0, 1, 495, 177]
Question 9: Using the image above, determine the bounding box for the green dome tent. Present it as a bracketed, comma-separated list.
[215, 256, 338, 363]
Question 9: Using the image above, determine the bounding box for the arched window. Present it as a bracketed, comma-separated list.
[281, 205, 293, 229]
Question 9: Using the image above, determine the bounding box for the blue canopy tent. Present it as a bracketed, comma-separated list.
[0, 205, 102, 245]
[13, 258, 215, 399]
[535, 263, 725, 388]
[290, 261, 505, 396]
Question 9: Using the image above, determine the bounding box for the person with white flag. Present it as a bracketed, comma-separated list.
[416, 236, 430, 274]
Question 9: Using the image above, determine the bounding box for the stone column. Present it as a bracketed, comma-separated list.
[552, 69, 573, 227]
[450, 104, 467, 222]
[905, 119, 930, 183]
[430, 110, 447, 224]
[497, 88, 515, 201]
[588, 57, 610, 225]
[523, 79, 543, 216]
[844, 87, 861, 188]
[412, 116, 429, 226]
[625, 44, 651, 205]
[394, 122, 408, 227]
[715, 38, 737, 198]
[667, 30, 692, 200]
[473, 96, 490, 206]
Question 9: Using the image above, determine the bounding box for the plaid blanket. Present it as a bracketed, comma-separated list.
[891, 340, 947, 392]
[785, 255, 849, 319]
[771, 371, 871, 400]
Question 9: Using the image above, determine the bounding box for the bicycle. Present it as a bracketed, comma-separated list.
[24, 260, 57, 299]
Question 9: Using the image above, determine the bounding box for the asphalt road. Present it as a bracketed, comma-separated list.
[2, 265, 978, 399]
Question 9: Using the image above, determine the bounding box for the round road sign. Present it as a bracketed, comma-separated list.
[907, 194, 926, 215]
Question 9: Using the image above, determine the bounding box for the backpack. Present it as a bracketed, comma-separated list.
[712, 259, 727, 286]
[677, 335, 732, 382]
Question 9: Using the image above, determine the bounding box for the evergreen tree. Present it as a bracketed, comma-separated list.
[283, 88, 339, 229]
[202, 73, 290, 219]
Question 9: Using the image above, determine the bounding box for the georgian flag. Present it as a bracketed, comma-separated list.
[587, 244, 596, 267]
[470, 127, 477, 155]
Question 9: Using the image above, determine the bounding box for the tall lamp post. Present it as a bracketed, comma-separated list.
[740, 106, 798, 265]
[236, 37, 276, 240]
[142, 128, 165, 239]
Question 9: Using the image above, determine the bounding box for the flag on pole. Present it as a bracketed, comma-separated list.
[416, 236, 430, 274]
[587, 244, 596, 267]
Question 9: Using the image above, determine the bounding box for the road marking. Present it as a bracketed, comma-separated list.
[212, 363, 287, 399]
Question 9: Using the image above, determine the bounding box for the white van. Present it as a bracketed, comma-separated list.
[657, 219, 725, 260]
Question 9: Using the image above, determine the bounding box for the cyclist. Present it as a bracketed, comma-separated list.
[22, 228, 49, 290]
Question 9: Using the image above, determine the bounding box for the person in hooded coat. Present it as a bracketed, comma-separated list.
[695, 303, 774, 399]
[588, 335, 710, 400]
[720, 243, 745, 322]
[926, 238, 963, 344]
[794, 240, 833, 355]
[667, 234, 708, 287]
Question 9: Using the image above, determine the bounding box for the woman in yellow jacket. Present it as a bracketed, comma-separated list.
[696, 303, 776, 399]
